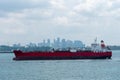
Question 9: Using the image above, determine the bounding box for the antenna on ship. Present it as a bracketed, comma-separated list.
[94, 37, 97, 43]
[91, 37, 98, 49]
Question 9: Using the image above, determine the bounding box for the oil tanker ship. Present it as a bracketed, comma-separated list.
[13, 40, 112, 60]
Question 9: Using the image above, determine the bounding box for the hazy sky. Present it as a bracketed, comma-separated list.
[0, 0, 120, 45]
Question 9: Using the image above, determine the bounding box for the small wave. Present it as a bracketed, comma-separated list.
[111, 58, 120, 62]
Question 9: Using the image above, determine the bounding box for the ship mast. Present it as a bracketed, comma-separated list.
[91, 38, 99, 51]
[94, 37, 97, 43]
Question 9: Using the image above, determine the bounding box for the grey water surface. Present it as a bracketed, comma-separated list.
[0, 50, 120, 80]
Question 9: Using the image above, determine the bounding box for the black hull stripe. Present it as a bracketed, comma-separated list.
[13, 56, 111, 60]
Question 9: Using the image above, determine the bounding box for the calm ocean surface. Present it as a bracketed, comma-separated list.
[0, 50, 120, 80]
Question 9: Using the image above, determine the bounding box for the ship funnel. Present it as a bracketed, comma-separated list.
[101, 40, 105, 48]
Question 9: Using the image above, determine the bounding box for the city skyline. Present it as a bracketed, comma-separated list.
[0, 0, 120, 45]
[13, 37, 84, 48]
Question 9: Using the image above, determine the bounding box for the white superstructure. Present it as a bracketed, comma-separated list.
[91, 39, 109, 52]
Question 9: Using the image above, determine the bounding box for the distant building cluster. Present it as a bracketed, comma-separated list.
[27, 37, 85, 49]
[0, 38, 85, 52]
[0, 38, 119, 52]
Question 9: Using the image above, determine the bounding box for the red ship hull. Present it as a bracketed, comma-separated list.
[13, 50, 112, 60]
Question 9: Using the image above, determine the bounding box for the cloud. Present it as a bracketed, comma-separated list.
[72, 0, 120, 17]
[50, 0, 67, 10]
[53, 16, 69, 25]
[0, 17, 26, 35]
[0, 0, 50, 14]
[3, 27, 26, 35]
[0, 0, 120, 45]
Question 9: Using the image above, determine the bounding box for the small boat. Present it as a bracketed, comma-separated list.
[13, 40, 112, 60]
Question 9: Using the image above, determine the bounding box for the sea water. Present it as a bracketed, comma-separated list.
[0, 51, 120, 80]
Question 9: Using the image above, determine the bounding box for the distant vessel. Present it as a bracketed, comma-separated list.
[13, 40, 112, 60]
